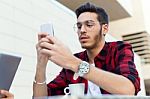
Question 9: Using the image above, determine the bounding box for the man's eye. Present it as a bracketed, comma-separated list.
[77, 25, 82, 29]
[87, 24, 93, 27]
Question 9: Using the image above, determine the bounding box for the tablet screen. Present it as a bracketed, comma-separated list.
[0, 53, 21, 91]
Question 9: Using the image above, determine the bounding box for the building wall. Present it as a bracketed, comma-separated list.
[141, 1, 150, 81]
[0, 0, 80, 98]
[141, 0, 150, 34]
[134, 54, 146, 95]
[0, 0, 145, 98]
[109, 0, 146, 40]
[107, 0, 147, 95]
[117, 0, 133, 16]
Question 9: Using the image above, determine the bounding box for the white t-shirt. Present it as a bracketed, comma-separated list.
[87, 63, 102, 96]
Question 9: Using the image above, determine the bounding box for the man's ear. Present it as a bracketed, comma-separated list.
[102, 24, 109, 36]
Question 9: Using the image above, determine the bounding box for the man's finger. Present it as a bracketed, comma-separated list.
[38, 32, 48, 41]
[46, 36, 60, 44]
[39, 42, 55, 51]
[40, 48, 55, 57]
[0, 90, 14, 98]
[39, 37, 50, 44]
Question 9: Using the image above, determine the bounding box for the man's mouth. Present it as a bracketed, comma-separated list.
[79, 36, 89, 42]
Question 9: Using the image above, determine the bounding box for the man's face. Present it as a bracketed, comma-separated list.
[76, 12, 107, 49]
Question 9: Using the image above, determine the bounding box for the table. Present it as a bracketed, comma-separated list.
[33, 95, 150, 99]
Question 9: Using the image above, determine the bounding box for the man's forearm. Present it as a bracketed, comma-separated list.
[33, 83, 47, 97]
[33, 67, 48, 97]
[83, 65, 135, 95]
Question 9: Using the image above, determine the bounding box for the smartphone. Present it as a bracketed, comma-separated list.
[40, 23, 54, 36]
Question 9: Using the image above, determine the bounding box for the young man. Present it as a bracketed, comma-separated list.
[33, 2, 140, 97]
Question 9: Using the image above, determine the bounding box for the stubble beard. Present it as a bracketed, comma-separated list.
[81, 28, 103, 50]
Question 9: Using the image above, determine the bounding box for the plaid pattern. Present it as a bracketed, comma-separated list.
[47, 41, 140, 96]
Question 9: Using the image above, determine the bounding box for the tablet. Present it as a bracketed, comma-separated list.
[0, 53, 21, 91]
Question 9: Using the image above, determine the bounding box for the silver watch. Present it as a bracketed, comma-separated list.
[77, 61, 90, 77]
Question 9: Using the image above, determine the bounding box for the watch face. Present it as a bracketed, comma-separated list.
[80, 65, 89, 73]
[78, 61, 90, 76]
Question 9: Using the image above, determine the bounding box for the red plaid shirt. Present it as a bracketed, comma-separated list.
[47, 41, 140, 95]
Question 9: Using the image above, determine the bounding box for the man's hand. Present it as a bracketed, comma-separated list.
[0, 90, 14, 99]
[39, 36, 81, 72]
[33, 33, 50, 97]
[36, 33, 50, 69]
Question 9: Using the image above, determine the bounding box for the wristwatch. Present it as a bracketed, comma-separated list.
[77, 61, 90, 77]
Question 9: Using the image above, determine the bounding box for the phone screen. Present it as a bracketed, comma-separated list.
[40, 23, 54, 36]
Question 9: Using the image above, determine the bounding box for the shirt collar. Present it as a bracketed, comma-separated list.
[83, 42, 108, 62]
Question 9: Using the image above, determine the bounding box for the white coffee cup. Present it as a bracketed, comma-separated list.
[64, 83, 85, 96]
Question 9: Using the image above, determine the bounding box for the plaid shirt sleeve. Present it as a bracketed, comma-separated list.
[47, 68, 67, 96]
[114, 41, 140, 95]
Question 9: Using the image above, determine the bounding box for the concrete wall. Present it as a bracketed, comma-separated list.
[117, 0, 133, 16]
[141, 0, 150, 34]
[109, 0, 146, 40]
[0, 0, 80, 98]
[134, 54, 146, 95]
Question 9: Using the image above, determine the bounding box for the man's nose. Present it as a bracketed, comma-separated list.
[80, 25, 86, 33]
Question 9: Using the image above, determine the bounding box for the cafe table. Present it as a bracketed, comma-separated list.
[33, 95, 150, 99]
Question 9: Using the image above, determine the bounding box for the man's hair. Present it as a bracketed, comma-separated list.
[75, 2, 109, 24]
